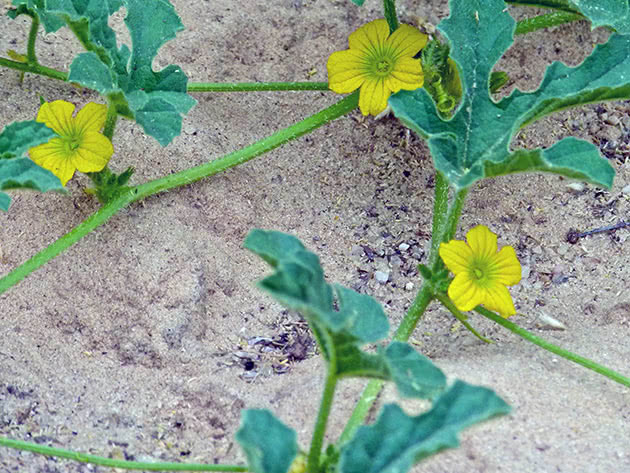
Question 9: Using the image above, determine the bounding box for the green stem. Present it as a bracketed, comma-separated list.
[435, 293, 492, 344]
[188, 82, 329, 92]
[443, 187, 469, 243]
[393, 283, 434, 343]
[515, 12, 585, 35]
[339, 283, 434, 445]
[337, 378, 384, 445]
[503, 0, 580, 14]
[383, 0, 399, 32]
[306, 371, 338, 473]
[0, 92, 358, 296]
[130, 91, 358, 199]
[103, 98, 118, 140]
[26, 10, 40, 65]
[0, 57, 68, 81]
[0, 58, 328, 93]
[0, 437, 246, 472]
[475, 307, 630, 387]
[429, 171, 449, 268]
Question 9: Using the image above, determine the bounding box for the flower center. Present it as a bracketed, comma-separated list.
[63, 135, 82, 154]
[470, 260, 493, 288]
[370, 53, 394, 78]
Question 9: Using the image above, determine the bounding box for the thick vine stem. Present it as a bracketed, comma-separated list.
[383, 0, 399, 32]
[475, 307, 630, 387]
[25, 9, 40, 65]
[306, 371, 338, 473]
[0, 92, 359, 296]
[0, 437, 247, 472]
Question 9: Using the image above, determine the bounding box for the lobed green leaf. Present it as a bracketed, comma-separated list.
[246, 230, 446, 399]
[9, 0, 197, 146]
[235, 409, 298, 473]
[0, 158, 65, 211]
[383, 342, 446, 399]
[389, 0, 626, 190]
[245, 229, 388, 343]
[569, 0, 630, 33]
[0, 121, 63, 211]
[0, 121, 56, 159]
[338, 381, 511, 473]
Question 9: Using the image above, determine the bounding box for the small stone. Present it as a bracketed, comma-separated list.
[398, 242, 410, 252]
[566, 182, 584, 192]
[183, 124, 197, 135]
[411, 249, 423, 260]
[374, 270, 389, 284]
[405, 282, 414, 291]
[622, 184, 630, 195]
[551, 263, 570, 284]
[389, 255, 402, 268]
[556, 244, 569, 256]
[604, 115, 620, 126]
[521, 265, 531, 279]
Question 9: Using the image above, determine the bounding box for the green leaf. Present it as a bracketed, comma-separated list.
[49, 0, 196, 146]
[235, 409, 298, 473]
[338, 381, 511, 473]
[384, 342, 446, 399]
[68, 52, 116, 93]
[349, 0, 366, 5]
[244, 229, 388, 343]
[246, 230, 446, 398]
[389, 0, 625, 190]
[569, 0, 630, 33]
[0, 158, 65, 211]
[0, 120, 63, 210]
[9, 0, 65, 33]
[484, 137, 614, 186]
[0, 120, 57, 159]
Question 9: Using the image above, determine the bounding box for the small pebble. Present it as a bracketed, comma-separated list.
[183, 124, 197, 135]
[556, 244, 569, 256]
[566, 182, 584, 192]
[604, 115, 620, 126]
[405, 282, 414, 291]
[374, 270, 389, 284]
[521, 265, 531, 279]
[398, 242, 410, 252]
[551, 263, 570, 284]
[622, 184, 630, 195]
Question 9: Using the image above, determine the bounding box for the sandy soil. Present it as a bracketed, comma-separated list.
[1, 1, 629, 472]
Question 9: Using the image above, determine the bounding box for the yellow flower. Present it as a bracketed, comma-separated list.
[29, 100, 114, 186]
[327, 19, 427, 116]
[439, 225, 522, 317]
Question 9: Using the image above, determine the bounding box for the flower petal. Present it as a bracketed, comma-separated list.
[348, 19, 390, 54]
[71, 132, 113, 173]
[327, 49, 368, 93]
[448, 272, 484, 312]
[439, 239, 474, 275]
[490, 246, 522, 286]
[359, 78, 389, 116]
[387, 24, 428, 59]
[74, 102, 107, 134]
[482, 284, 516, 317]
[386, 57, 423, 93]
[466, 225, 498, 259]
[30, 140, 75, 185]
[36, 100, 76, 136]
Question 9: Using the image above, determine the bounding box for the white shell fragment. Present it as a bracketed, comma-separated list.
[536, 312, 567, 331]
